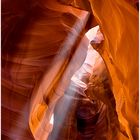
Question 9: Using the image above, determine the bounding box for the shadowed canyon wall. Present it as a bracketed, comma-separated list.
[2, 0, 91, 139]
[2, 0, 139, 140]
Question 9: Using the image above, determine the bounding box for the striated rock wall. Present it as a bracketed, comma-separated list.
[89, 0, 139, 139]
[2, 0, 90, 139]
[2, 0, 138, 140]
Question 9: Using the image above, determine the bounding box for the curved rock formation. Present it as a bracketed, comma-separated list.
[2, 1, 89, 139]
[89, 0, 138, 139]
[2, 0, 139, 140]
[48, 81, 108, 140]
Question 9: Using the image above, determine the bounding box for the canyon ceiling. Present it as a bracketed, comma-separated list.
[2, 0, 139, 140]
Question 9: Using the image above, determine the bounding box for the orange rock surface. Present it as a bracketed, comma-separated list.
[2, 0, 138, 140]
[89, 0, 138, 139]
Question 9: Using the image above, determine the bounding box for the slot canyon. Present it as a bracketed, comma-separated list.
[1, 0, 139, 140]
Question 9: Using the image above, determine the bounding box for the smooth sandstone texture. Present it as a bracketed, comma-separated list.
[89, 0, 138, 139]
[2, 0, 138, 140]
[2, 1, 89, 139]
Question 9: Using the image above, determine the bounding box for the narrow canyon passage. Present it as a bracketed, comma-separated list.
[47, 27, 121, 140]
[2, 0, 138, 140]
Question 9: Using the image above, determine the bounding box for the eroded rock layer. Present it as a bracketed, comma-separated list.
[89, 0, 138, 139]
[2, 0, 138, 140]
[48, 81, 108, 140]
[2, 1, 89, 139]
